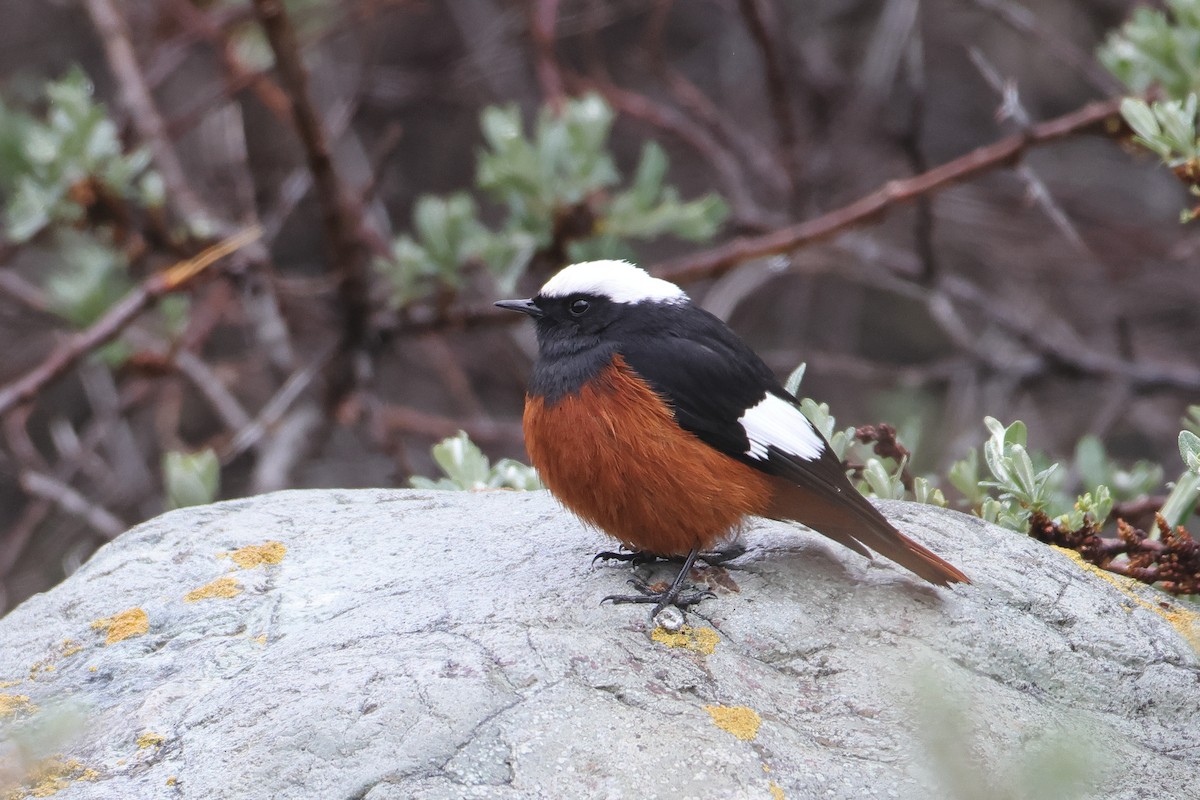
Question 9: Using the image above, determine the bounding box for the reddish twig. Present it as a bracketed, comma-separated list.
[82, 0, 215, 231]
[19, 471, 125, 539]
[0, 227, 262, 418]
[736, 0, 801, 207]
[652, 96, 1125, 285]
[530, 0, 566, 108]
[855, 423, 915, 492]
[1027, 512, 1200, 595]
[251, 0, 375, 408]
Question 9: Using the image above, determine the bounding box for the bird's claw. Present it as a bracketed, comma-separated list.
[600, 578, 715, 615]
[591, 549, 663, 567]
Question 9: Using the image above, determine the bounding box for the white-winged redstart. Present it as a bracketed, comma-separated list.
[497, 260, 968, 615]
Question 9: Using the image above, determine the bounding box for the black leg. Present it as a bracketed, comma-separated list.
[600, 546, 714, 617]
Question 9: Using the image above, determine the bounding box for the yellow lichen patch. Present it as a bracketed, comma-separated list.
[703, 704, 761, 741]
[166, 776, 178, 786]
[60, 640, 83, 658]
[90, 608, 149, 646]
[0, 693, 36, 719]
[768, 781, 785, 799]
[0, 679, 20, 689]
[136, 732, 164, 749]
[220, 541, 287, 569]
[252, 634, 268, 646]
[1052, 547, 1200, 652]
[183, 577, 242, 602]
[8, 757, 98, 798]
[650, 625, 720, 655]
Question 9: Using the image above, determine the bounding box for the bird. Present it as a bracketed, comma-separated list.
[496, 259, 968, 616]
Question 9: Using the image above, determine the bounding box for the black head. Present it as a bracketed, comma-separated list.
[494, 260, 690, 358]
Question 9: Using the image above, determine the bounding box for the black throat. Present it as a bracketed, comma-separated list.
[528, 321, 617, 405]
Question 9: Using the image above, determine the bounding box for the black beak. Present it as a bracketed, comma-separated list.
[494, 298, 543, 318]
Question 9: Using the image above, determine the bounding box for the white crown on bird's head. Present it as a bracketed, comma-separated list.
[537, 260, 689, 306]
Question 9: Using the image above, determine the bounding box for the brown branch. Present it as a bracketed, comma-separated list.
[643, 0, 786, 208]
[82, 0, 215, 232]
[374, 404, 524, 446]
[19, 471, 125, 540]
[251, 0, 375, 408]
[736, 0, 801, 207]
[652, 96, 1125, 285]
[967, 0, 1124, 95]
[576, 77, 776, 229]
[0, 227, 262, 418]
[530, 0, 566, 108]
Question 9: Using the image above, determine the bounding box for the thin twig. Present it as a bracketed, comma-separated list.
[577, 78, 776, 229]
[967, 47, 1094, 256]
[20, 471, 125, 539]
[968, 0, 1124, 95]
[653, 96, 1125, 285]
[530, 0, 566, 107]
[82, 0, 215, 231]
[736, 0, 801, 208]
[251, 0, 375, 407]
[0, 227, 262, 417]
[222, 342, 335, 462]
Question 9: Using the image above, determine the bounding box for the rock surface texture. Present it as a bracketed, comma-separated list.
[1, 489, 1198, 799]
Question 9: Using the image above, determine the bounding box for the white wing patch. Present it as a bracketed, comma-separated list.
[738, 394, 825, 462]
[539, 260, 688, 305]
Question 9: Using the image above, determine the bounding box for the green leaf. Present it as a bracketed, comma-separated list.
[784, 362, 807, 396]
[163, 449, 220, 510]
[913, 477, 947, 507]
[1181, 430, 1200, 473]
[412, 431, 543, 491]
[44, 230, 132, 327]
[1121, 98, 1162, 141]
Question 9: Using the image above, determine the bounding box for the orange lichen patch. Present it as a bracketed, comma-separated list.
[60, 640, 83, 658]
[136, 732, 164, 749]
[5, 757, 98, 799]
[769, 781, 785, 799]
[219, 541, 287, 569]
[184, 577, 242, 602]
[1052, 547, 1200, 653]
[703, 705, 761, 741]
[90, 608, 149, 645]
[650, 625, 720, 655]
[0, 693, 36, 719]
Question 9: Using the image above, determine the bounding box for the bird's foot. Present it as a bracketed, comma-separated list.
[591, 548, 664, 567]
[600, 578, 715, 617]
[696, 542, 747, 566]
[599, 546, 713, 619]
[592, 542, 748, 568]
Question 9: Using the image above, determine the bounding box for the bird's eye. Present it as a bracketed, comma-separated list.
[569, 298, 590, 315]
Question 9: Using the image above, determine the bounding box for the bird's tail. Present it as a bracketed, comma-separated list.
[765, 477, 969, 586]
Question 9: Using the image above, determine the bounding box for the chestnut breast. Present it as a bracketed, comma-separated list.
[523, 354, 773, 555]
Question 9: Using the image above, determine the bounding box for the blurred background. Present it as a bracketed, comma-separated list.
[0, 0, 1195, 613]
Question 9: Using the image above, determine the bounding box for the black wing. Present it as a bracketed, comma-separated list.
[618, 306, 851, 499]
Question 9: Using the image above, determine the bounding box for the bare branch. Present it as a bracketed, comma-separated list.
[20, 471, 125, 539]
[0, 227, 262, 417]
[251, 0, 375, 406]
[82, 0, 215, 232]
[736, 0, 801, 206]
[653, 96, 1125, 284]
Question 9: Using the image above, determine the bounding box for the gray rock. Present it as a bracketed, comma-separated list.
[1, 489, 1197, 800]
